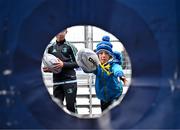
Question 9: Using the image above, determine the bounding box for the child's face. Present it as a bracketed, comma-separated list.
[98, 51, 111, 64]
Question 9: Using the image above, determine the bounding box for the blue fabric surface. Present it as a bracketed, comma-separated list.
[0, 0, 179, 129]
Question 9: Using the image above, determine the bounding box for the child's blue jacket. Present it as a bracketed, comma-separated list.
[94, 60, 124, 102]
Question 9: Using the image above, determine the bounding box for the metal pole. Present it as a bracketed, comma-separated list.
[84, 26, 93, 49]
[84, 26, 93, 117]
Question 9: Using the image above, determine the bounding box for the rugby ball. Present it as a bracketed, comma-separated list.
[42, 53, 62, 73]
[76, 48, 100, 73]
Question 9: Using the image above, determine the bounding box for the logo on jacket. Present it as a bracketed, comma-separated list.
[52, 48, 57, 53]
[62, 47, 68, 53]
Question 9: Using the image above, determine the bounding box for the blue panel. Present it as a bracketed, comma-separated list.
[0, 0, 179, 129]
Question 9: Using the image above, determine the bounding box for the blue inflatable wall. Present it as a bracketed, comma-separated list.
[0, 0, 179, 129]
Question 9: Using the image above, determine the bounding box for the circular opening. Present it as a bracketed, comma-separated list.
[41, 25, 132, 118]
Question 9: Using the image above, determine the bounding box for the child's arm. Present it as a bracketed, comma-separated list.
[112, 64, 128, 85]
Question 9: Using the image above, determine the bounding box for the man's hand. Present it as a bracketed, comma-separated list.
[53, 58, 64, 70]
[43, 67, 52, 73]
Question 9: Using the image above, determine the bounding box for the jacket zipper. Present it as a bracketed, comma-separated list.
[101, 70, 108, 101]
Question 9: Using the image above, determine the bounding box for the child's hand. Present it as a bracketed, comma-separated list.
[120, 76, 128, 86]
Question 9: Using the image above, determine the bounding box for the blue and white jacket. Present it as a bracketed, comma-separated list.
[94, 60, 124, 102]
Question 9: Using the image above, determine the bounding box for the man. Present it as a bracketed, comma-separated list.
[43, 29, 78, 113]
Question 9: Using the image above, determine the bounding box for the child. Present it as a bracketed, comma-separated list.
[94, 36, 127, 111]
